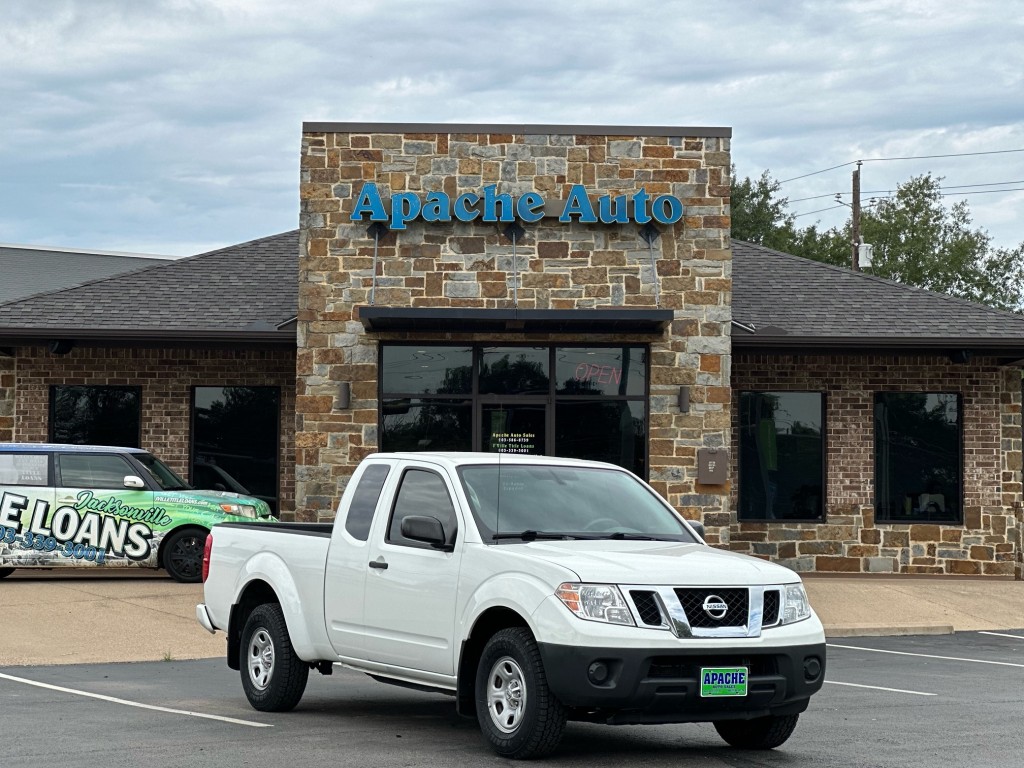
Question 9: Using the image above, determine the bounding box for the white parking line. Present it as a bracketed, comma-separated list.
[979, 631, 1024, 640]
[826, 680, 936, 696]
[828, 643, 1024, 668]
[0, 672, 272, 728]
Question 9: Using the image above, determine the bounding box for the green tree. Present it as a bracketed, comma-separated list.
[731, 169, 1024, 312]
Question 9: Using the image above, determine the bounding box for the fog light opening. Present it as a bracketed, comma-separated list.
[587, 661, 610, 685]
[803, 657, 822, 682]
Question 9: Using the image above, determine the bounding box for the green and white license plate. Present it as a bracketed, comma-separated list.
[700, 667, 748, 697]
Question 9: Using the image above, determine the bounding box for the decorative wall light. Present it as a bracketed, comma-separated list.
[337, 382, 351, 410]
[678, 385, 690, 412]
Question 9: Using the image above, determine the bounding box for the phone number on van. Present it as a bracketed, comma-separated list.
[0, 524, 107, 563]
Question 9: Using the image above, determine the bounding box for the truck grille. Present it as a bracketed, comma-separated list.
[631, 590, 663, 626]
[624, 586, 779, 637]
[763, 589, 780, 626]
[675, 588, 748, 628]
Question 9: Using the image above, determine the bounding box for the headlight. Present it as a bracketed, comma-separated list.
[219, 503, 258, 519]
[781, 583, 812, 624]
[556, 583, 635, 626]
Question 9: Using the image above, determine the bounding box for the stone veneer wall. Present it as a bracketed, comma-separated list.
[297, 127, 733, 529]
[0, 354, 14, 442]
[731, 354, 1024, 577]
[12, 345, 298, 518]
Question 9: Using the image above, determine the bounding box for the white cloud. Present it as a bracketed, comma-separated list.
[1, 0, 1021, 252]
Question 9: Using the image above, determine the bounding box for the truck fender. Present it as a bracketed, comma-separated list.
[229, 551, 319, 664]
[454, 573, 553, 717]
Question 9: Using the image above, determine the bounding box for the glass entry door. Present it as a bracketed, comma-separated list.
[481, 401, 547, 456]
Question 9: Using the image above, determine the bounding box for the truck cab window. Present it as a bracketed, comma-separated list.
[387, 468, 457, 547]
[345, 464, 391, 541]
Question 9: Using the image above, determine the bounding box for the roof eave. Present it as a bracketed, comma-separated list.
[0, 327, 297, 345]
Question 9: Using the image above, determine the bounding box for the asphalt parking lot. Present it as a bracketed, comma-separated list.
[2, 630, 1021, 768]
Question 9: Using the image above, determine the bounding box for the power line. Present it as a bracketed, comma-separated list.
[787, 180, 1024, 205]
[778, 148, 1024, 185]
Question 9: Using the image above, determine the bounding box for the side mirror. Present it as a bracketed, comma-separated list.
[123, 475, 146, 490]
[213, 482, 227, 492]
[401, 515, 452, 549]
[688, 521, 706, 541]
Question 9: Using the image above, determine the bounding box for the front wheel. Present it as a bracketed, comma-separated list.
[0, 568, 14, 579]
[475, 627, 566, 759]
[714, 713, 800, 749]
[162, 528, 206, 583]
[239, 603, 309, 711]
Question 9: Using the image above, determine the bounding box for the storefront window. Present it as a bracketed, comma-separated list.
[381, 346, 472, 395]
[739, 392, 824, 521]
[875, 392, 961, 523]
[381, 399, 472, 452]
[192, 386, 280, 515]
[50, 385, 141, 448]
[379, 344, 649, 477]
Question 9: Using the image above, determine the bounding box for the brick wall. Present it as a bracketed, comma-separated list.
[0, 354, 13, 442]
[12, 345, 298, 518]
[297, 126, 733, 527]
[730, 354, 1023, 577]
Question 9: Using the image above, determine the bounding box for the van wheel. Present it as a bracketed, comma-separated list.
[162, 528, 206, 583]
[240, 603, 308, 712]
[475, 627, 566, 759]
[0, 568, 14, 579]
[714, 713, 800, 749]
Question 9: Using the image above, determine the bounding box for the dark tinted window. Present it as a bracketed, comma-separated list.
[381, 399, 471, 452]
[555, 400, 645, 476]
[556, 347, 646, 396]
[381, 346, 472, 395]
[50, 386, 141, 448]
[58, 453, 135, 489]
[739, 392, 824, 521]
[875, 393, 961, 523]
[0, 453, 49, 486]
[387, 469, 457, 547]
[345, 464, 391, 541]
[192, 387, 280, 515]
[479, 347, 549, 395]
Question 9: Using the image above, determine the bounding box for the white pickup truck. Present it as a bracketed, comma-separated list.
[198, 452, 825, 759]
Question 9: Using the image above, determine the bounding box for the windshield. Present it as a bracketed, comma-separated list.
[135, 453, 191, 491]
[458, 464, 698, 542]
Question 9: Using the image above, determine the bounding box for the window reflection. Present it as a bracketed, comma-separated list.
[381, 399, 472, 452]
[875, 393, 961, 523]
[381, 346, 472, 395]
[739, 392, 824, 522]
[50, 386, 141, 448]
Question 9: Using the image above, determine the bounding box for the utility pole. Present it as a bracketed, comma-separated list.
[851, 161, 862, 271]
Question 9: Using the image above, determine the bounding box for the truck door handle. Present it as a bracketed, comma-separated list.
[369, 558, 389, 570]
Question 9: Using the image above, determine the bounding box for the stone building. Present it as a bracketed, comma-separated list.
[1, 121, 1022, 578]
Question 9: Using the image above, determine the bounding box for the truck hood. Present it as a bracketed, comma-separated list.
[499, 540, 800, 586]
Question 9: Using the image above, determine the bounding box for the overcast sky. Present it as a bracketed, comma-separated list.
[2, 0, 1022, 256]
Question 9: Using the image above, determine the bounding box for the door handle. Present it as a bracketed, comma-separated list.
[369, 557, 389, 570]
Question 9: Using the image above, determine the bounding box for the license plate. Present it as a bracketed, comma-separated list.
[700, 667, 748, 697]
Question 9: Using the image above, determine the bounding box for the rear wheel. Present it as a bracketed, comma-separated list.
[239, 603, 308, 712]
[162, 528, 206, 583]
[714, 713, 800, 749]
[0, 568, 14, 579]
[475, 627, 566, 759]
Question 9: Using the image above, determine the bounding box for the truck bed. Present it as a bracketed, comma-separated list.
[216, 521, 333, 537]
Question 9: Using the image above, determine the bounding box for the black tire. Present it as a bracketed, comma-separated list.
[714, 713, 800, 749]
[0, 568, 14, 579]
[239, 603, 309, 712]
[161, 528, 207, 583]
[475, 627, 566, 759]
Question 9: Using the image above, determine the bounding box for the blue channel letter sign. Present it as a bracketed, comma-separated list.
[349, 182, 685, 231]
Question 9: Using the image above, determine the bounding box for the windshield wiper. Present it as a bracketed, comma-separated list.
[596, 532, 681, 541]
[492, 531, 581, 541]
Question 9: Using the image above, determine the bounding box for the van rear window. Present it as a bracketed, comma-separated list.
[0, 453, 49, 486]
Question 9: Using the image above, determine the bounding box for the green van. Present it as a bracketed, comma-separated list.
[0, 443, 274, 582]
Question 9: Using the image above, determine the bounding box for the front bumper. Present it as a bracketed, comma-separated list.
[538, 641, 826, 724]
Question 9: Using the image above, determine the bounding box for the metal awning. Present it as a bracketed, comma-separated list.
[357, 307, 673, 334]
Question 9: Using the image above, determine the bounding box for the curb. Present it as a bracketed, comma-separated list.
[825, 624, 955, 638]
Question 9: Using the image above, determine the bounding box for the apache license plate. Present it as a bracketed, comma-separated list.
[700, 667, 748, 697]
